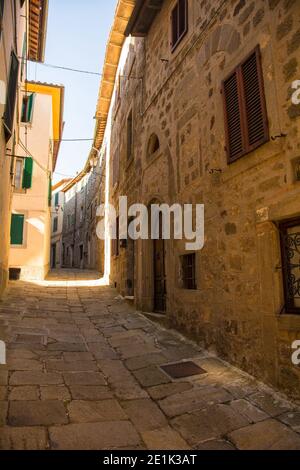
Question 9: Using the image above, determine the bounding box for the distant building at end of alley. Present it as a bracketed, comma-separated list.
[50, 179, 71, 269]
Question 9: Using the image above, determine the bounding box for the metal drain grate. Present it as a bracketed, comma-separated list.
[160, 361, 207, 379]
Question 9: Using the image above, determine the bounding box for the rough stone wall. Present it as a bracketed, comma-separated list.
[62, 187, 76, 267]
[62, 158, 105, 273]
[83, 156, 106, 274]
[108, 0, 300, 399]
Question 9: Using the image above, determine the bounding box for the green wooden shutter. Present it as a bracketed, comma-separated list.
[48, 177, 52, 206]
[27, 93, 34, 121]
[11, 214, 24, 245]
[55, 192, 59, 206]
[22, 157, 33, 189]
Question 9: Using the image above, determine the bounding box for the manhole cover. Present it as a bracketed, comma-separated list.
[160, 361, 207, 379]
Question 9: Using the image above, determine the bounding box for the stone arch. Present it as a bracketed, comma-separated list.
[197, 24, 241, 69]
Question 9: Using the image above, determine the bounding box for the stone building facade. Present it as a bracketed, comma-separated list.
[50, 179, 71, 269]
[61, 153, 105, 273]
[101, 0, 300, 399]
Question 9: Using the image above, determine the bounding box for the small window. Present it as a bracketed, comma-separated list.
[147, 134, 160, 159]
[171, 0, 188, 52]
[3, 51, 19, 141]
[54, 192, 59, 206]
[127, 110, 133, 161]
[11, 214, 25, 246]
[279, 218, 300, 315]
[21, 93, 35, 123]
[53, 217, 58, 233]
[14, 158, 24, 190]
[80, 206, 84, 223]
[112, 216, 120, 257]
[222, 46, 269, 163]
[181, 253, 196, 290]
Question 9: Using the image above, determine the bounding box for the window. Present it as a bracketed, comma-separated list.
[171, 0, 188, 52]
[181, 253, 196, 290]
[222, 46, 269, 163]
[3, 51, 19, 141]
[53, 217, 58, 233]
[11, 214, 25, 246]
[127, 110, 133, 161]
[14, 158, 24, 190]
[147, 134, 160, 159]
[21, 93, 35, 123]
[54, 192, 59, 206]
[279, 218, 300, 315]
[80, 206, 84, 223]
[22, 157, 33, 189]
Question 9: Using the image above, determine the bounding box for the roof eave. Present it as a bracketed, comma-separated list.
[124, 0, 164, 37]
[28, 0, 49, 63]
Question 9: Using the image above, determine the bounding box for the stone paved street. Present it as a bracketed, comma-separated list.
[0, 270, 300, 450]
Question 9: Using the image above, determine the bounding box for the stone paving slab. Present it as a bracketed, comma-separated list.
[228, 419, 300, 450]
[68, 399, 127, 423]
[1, 269, 300, 450]
[49, 421, 141, 450]
[8, 400, 68, 426]
[0, 427, 48, 450]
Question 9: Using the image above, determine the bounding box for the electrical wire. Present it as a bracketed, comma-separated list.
[33, 62, 102, 76]
[25, 60, 142, 80]
[59, 138, 94, 142]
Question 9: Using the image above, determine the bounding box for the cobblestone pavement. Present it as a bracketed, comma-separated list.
[1, 270, 300, 450]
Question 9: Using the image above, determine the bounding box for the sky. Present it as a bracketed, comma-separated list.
[27, 0, 116, 184]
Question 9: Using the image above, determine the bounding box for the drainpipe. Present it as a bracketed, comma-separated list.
[73, 183, 77, 268]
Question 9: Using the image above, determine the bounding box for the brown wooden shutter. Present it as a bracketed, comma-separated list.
[222, 71, 244, 161]
[222, 46, 269, 163]
[241, 47, 269, 151]
[3, 52, 19, 141]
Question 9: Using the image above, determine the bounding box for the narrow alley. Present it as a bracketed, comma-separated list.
[0, 270, 300, 450]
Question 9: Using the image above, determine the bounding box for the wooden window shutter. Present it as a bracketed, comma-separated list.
[22, 157, 33, 189]
[11, 214, 24, 245]
[222, 71, 244, 161]
[3, 52, 19, 141]
[0, 0, 4, 40]
[241, 47, 269, 151]
[222, 46, 269, 163]
[48, 177, 52, 207]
